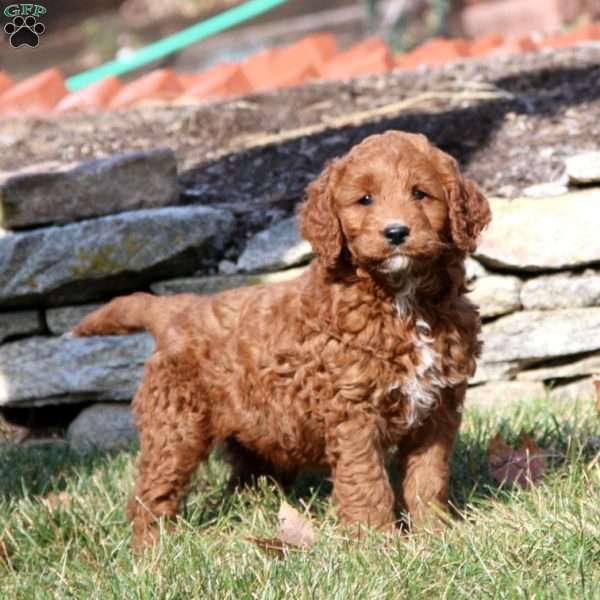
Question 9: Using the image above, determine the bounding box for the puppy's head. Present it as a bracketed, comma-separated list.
[299, 131, 491, 276]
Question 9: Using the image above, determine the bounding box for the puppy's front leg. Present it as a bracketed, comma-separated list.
[328, 416, 395, 533]
[396, 385, 464, 530]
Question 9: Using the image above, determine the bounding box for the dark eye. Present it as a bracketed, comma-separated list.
[412, 187, 427, 200]
[358, 194, 373, 206]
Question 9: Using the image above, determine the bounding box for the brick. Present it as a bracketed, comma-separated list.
[55, 76, 122, 112]
[396, 37, 469, 70]
[0, 68, 66, 116]
[178, 73, 202, 91]
[321, 48, 393, 80]
[468, 33, 505, 57]
[280, 33, 339, 70]
[241, 49, 279, 89]
[492, 35, 538, 55]
[182, 63, 252, 99]
[247, 34, 339, 92]
[0, 72, 13, 94]
[252, 63, 318, 92]
[461, 0, 564, 38]
[319, 37, 393, 80]
[110, 69, 182, 109]
[539, 23, 600, 49]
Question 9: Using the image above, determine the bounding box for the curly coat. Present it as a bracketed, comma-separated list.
[73, 130, 491, 547]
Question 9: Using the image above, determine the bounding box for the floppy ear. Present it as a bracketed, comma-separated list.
[446, 177, 491, 254]
[298, 161, 344, 270]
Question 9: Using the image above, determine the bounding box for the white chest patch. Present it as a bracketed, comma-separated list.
[388, 317, 466, 428]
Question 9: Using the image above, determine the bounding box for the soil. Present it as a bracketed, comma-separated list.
[1, 45, 599, 241]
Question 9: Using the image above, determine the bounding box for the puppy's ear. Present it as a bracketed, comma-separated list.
[447, 177, 491, 254]
[298, 161, 343, 269]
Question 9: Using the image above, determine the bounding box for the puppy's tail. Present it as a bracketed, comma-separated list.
[72, 292, 165, 338]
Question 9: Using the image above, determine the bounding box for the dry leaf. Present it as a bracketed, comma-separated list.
[277, 502, 315, 548]
[488, 433, 547, 488]
[244, 536, 288, 558]
[45, 491, 72, 511]
[247, 502, 316, 556]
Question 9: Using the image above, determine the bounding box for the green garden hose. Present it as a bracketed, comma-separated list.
[66, 0, 289, 91]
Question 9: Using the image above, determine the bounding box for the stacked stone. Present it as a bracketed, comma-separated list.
[0, 148, 235, 447]
[1, 148, 599, 449]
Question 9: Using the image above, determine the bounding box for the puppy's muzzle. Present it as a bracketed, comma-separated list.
[383, 224, 410, 246]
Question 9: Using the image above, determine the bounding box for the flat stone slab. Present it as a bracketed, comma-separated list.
[475, 190, 600, 272]
[0, 148, 179, 229]
[0, 310, 43, 343]
[152, 266, 308, 295]
[46, 304, 103, 335]
[67, 403, 138, 451]
[0, 333, 153, 407]
[481, 307, 600, 364]
[466, 381, 546, 410]
[521, 272, 600, 310]
[517, 353, 600, 381]
[470, 360, 520, 385]
[236, 216, 313, 273]
[565, 151, 600, 185]
[468, 275, 522, 318]
[548, 378, 596, 402]
[0, 205, 234, 307]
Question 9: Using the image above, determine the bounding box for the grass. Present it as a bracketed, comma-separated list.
[1, 398, 599, 599]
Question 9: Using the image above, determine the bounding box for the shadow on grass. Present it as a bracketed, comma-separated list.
[0, 441, 133, 501]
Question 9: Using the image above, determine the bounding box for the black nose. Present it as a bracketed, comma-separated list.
[383, 225, 410, 246]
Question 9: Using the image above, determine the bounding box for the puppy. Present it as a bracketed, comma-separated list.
[73, 130, 491, 546]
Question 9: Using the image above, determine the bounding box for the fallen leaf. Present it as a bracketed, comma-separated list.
[594, 378, 600, 413]
[277, 502, 315, 548]
[247, 502, 316, 556]
[244, 536, 288, 558]
[488, 433, 547, 488]
[45, 491, 72, 511]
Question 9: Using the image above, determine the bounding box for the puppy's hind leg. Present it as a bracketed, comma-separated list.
[127, 351, 213, 548]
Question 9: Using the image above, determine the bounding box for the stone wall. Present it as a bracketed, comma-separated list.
[0, 146, 598, 448]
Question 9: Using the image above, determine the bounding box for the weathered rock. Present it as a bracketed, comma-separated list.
[0, 148, 179, 229]
[465, 257, 487, 283]
[46, 304, 102, 335]
[548, 378, 596, 402]
[517, 353, 600, 381]
[522, 181, 568, 198]
[481, 307, 600, 364]
[468, 275, 522, 318]
[0, 206, 234, 307]
[67, 404, 138, 451]
[469, 361, 520, 385]
[0, 333, 153, 407]
[466, 381, 546, 410]
[521, 272, 600, 310]
[236, 216, 313, 273]
[475, 190, 600, 272]
[565, 151, 600, 185]
[152, 266, 308, 295]
[0, 310, 43, 343]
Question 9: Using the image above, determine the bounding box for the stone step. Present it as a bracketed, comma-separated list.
[0, 148, 179, 229]
[0, 333, 153, 407]
[0, 205, 234, 307]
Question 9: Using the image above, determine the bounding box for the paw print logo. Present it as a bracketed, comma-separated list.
[4, 15, 45, 48]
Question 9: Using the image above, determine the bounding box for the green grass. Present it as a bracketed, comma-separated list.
[1, 398, 599, 599]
